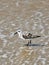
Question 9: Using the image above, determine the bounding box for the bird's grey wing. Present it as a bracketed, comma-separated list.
[32, 35, 41, 38]
[22, 35, 29, 39]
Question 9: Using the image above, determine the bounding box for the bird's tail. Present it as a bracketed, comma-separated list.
[32, 35, 41, 38]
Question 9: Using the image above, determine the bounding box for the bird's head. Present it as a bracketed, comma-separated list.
[14, 30, 22, 35]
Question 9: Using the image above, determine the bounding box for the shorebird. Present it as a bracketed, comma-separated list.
[14, 30, 41, 45]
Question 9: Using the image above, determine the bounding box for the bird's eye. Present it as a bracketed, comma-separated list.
[18, 31, 20, 32]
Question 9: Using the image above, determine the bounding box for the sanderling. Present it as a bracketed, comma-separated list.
[14, 30, 41, 45]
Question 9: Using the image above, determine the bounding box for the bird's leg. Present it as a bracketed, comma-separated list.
[28, 40, 31, 43]
[29, 40, 31, 45]
[27, 41, 30, 46]
[27, 40, 31, 46]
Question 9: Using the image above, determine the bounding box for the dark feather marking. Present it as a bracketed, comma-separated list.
[22, 33, 41, 39]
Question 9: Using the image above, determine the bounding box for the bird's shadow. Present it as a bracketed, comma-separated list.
[24, 43, 45, 46]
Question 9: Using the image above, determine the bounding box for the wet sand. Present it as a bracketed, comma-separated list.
[0, 0, 49, 65]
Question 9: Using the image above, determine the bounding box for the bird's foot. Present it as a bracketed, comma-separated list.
[26, 43, 32, 46]
[25, 40, 32, 46]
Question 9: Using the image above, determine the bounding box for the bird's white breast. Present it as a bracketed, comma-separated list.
[18, 32, 25, 40]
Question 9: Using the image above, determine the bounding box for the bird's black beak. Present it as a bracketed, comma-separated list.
[14, 32, 17, 35]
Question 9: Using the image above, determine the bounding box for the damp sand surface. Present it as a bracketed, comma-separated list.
[0, 0, 49, 65]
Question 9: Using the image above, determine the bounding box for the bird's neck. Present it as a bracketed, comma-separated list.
[18, 32, 25, 40]
[18, 32, 22, 37]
